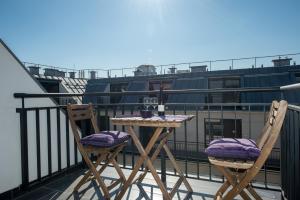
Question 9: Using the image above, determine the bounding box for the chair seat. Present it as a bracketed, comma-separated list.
[205, 138, 261, 161]
[80, 131, 130, 148]
[208, 157, 255, 169]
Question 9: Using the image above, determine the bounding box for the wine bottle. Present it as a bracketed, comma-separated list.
[158, 85, 165, 116]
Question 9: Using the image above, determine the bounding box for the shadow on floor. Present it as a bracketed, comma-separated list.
[70, 176, 214, 200]
[16, 171, 215, 200]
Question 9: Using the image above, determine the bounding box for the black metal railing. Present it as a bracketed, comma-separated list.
[12, 87, 288, 195]
[281, 104, 300, 200]
[16, 105, 82, 190]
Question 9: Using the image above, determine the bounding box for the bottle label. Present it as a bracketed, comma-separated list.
[158, 105, 165, 112]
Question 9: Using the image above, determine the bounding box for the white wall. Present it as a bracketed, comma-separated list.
[0, 41, 81, 193]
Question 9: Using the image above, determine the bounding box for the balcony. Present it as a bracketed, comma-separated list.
[1, 88, 299, 199]
[14, 166, 281, 200]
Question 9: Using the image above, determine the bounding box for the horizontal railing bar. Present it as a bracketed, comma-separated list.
[16, 106, 65, 112]
[23, 62, 80, 72]
[280, 83, 300, 91]
[166, 102, 271, 106]
[16, 102, 272, 111]
[14, 87, 280, 98]
[287, 104, 300, 112]
[157, 53, 300, 68]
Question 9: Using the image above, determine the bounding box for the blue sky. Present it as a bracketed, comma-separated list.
[1, 0, 300, 72]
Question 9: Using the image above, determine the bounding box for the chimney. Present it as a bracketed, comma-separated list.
[57, 70, 65, 77]
[190, 65, 207, 73]
[44, 68, 65, 77]
[90, 71, 96, 79]
[28, 66, 40, 75]
[69, 71, 76, 78]
[272, 57, 292, 67]
[44, 68, 57, 76]
[168, 66, 176, 74]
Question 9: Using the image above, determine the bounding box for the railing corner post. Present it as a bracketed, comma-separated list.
[19, 108, 29, 189]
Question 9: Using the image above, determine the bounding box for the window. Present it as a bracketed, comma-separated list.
[208, 77, 240, 103]
[149, 80, 172, 101]
[110, 82, 128, 103]
[295, 72, 300, 82]
[204, 118, 242, 145]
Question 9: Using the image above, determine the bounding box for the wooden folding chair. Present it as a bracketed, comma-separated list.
[208, 100, 288, 200]
[67, 104, 129, 200]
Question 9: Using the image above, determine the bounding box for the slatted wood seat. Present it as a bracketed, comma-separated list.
[208, 157, 254, 169]
[67, 104, 129, 200]
[207, 100, 288, 200]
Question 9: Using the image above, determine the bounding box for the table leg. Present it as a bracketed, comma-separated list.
[161, 142, 167, 188]
[163, 143, 193, 198]
[116, 126, 172, 200]
[135, 131, 170, 187]
[160, 128, 174, 189]
[134, 133, 170, 184]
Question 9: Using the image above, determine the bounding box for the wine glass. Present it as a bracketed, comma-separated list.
[143, 97, 151, 111]
[151, 97, 158, 110]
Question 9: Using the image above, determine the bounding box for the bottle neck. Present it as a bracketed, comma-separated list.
[159, 86, 164, 105]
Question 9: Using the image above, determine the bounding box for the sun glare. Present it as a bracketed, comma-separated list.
[130, 0, 166, 23]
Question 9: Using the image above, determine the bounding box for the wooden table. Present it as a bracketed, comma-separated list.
[111, 115, 194, 200]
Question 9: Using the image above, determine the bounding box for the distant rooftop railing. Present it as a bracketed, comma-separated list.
[23, 52, 300, 79]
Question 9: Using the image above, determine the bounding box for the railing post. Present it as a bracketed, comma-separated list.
[19, 107, 29, 189]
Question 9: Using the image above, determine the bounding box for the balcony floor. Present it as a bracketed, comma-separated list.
[15, 166, 280, 200]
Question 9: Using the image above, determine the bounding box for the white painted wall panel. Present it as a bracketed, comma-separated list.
[39, 110, 49, 178]
[50, 109, 58, 173]
[60, 113, 67, 170]
[27, 111, 38, 182]
[69, 123, 75, 166]
[0, 41, 79, 193]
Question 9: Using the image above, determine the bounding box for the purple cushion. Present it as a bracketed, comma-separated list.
[205, 138, 261, 160]
[80, 131, 130, 147]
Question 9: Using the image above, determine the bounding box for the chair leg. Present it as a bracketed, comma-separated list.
[108, 145, 127, 183]
[236, 172, 263, 200]
[78, 147, 126, 197]
[74, 170, 92, 192]
[215, 166, 252, 200]
[94, 147, 126, 191]
[223, 167, 262, 200]
[112, 158, 126, 182]
[214, 180, 230, 200]
[246, 184, 263, 200]
[82, 152, 111, 199]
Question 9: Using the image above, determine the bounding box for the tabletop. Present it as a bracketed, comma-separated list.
[111, 114, 194, 128]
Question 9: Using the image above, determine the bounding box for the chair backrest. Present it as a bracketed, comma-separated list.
[254, 100, 287, 168]
[256, 101, 278, 149]
[67, 104, 100, 146]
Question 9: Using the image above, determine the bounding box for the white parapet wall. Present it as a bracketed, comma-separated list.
[0, 39, 81, 194]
